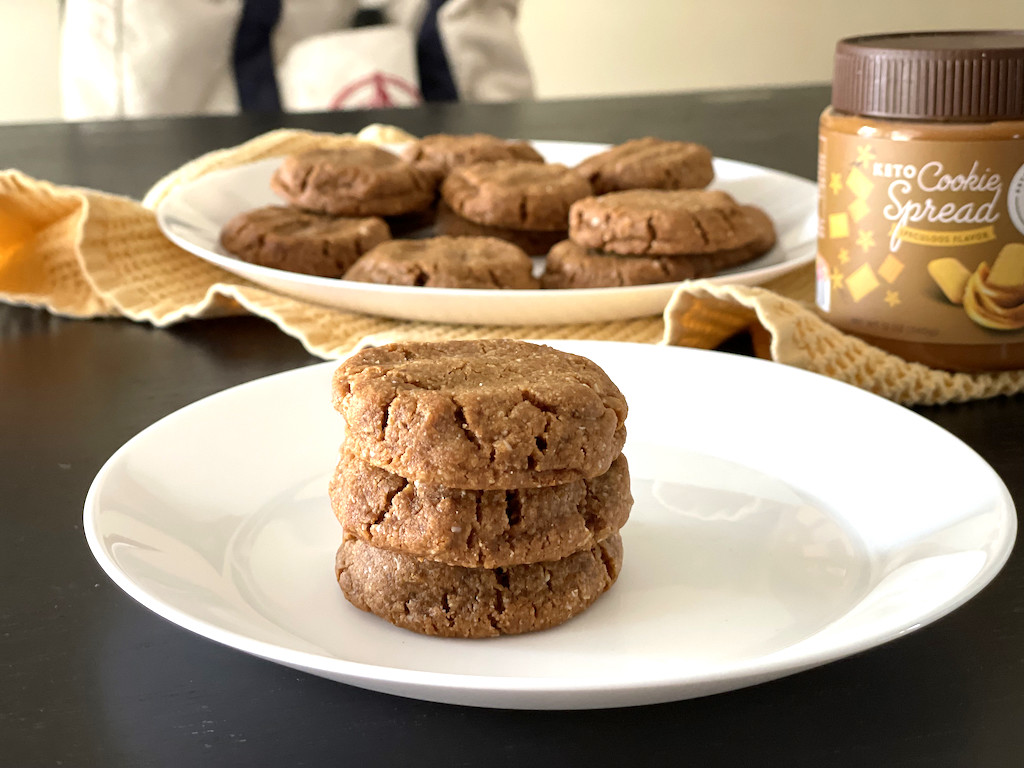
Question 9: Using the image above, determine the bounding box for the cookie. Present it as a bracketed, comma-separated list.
[400, 133, 543, 181]
[344, 236, 539, 289]
[541, 206, 776, 288]
[441, 161, 593, 231]
[330, 450, 631, 567]
[435, 201, 567, 255]
[335, 532, 623, 637]
[568, 189, 763, 256]
[541, 240, 707, 288]
[331, 339, 628, 489]
[575, 137, 714, 194]
[219, 205, 390, 278]
[270, 145, 436, 216]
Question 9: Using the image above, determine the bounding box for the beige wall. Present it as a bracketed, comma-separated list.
[518, 1, 1024, 98]
[0, 0, 60, 123]
[0, 1, 1022, 123]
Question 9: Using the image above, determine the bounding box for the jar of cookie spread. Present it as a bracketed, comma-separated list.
[816, 31, 1024, 371]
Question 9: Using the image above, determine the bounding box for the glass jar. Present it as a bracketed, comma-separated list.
[817, 31, 1024, 371]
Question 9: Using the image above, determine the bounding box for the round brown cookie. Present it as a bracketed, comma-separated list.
[335, 532, 623, 637]
[435, 201, 567, 255]
[400, 133, 544, 181]
[541, 206, 776, 288]
[441, 161, 593, 231]
[542, 240, 704, 288]
[332, 339, 628, 490]
[569, 189, 761, 255]
[330, 450, 631, 567]
[219, 205, 390, 277]
[270, 145, 436, 217]
[574, 137, 715, 194]
[344, 236, 539, 289]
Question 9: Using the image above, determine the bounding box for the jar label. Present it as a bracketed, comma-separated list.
[817, 133, 1024, 344]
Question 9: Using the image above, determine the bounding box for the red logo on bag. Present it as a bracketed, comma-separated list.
[329, 72, 422, 110]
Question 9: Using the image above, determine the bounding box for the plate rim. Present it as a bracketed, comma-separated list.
[82, 341, 1018, 704]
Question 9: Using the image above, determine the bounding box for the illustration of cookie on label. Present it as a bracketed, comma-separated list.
[961, 244, 1024, 330]
[927, 257, 972, 305]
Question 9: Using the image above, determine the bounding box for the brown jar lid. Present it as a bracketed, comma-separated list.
[832, 30, 1024, 121]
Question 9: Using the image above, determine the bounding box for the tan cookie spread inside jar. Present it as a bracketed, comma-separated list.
[817, 30, 1024, 371]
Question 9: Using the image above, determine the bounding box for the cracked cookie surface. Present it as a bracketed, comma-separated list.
[574, 137, 714, 194]
[330, 450, 631, 567]
[542, 206, 776, 288]
[568, 189, 762, 255]
[441, 161, 593, 230]
[331, 339, 628, 489]
[343, 236, 539, 289]
[270, 145, 436, 217]
[335, 532, 623, 637]
[219, 205, 390, 277]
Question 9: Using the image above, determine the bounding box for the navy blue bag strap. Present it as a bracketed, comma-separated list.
[417, 0, 459, 101]
[233, 0, 283, 112]
[232, 0, 459, 109]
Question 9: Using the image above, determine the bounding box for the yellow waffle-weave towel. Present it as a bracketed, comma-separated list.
[662, 266, 1024, 405]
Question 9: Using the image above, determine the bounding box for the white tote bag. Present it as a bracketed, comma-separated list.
[60, 0, 534, 120]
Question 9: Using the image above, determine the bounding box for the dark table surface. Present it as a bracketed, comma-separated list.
[2, 86, 1023, 767]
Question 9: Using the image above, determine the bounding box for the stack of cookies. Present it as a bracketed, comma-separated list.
[542, 189, 777, 289]
[401, 131, 589, 257]
[328, 339, 631, 638]
[541, 138, 776, 288]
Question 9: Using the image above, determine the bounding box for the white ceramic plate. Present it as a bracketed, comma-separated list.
[83, 341, 1016, 709]
[155, 142, 817, 325]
